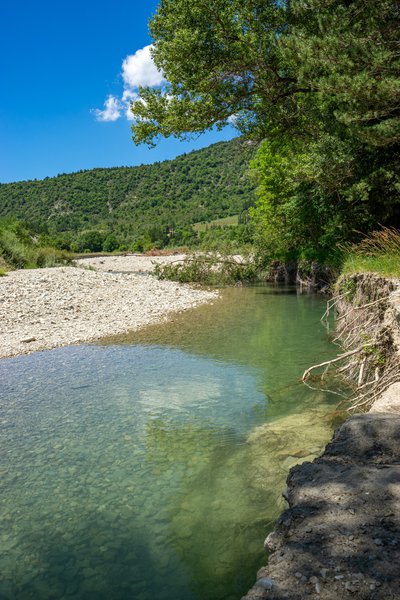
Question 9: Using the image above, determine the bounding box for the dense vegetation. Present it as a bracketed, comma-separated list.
[2, 0, 399, 277]
[131, 0, 400, 267]
[0, 139, 256, 252]
[0, 221, 72, 274]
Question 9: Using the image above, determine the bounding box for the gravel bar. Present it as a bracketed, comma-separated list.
[0, 258, 218, 359]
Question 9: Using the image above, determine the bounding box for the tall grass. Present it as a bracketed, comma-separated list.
[342, 227, 400, 277]
[0, 225, 73, 271]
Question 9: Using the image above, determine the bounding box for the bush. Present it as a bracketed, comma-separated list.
[154, 253, 259, 285]
[0, 228, 32, 268]
[0, 222, 73, 270]
[102, 234, 119, 253]
[76, 230, 105, 253]
[35, 247, 72, 268]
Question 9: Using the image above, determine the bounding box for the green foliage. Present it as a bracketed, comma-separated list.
[154, 254, 259, 285]
[0, 227, 32, 268]
[75, 230, 105, 253]
[338, 278, 357, 303]
[250, 133, 400, 264]
[131, 0, 288, 144]
[0, 220, 73, 270]
[102, 233, 119, 253]
[129, 0, 400, 266]
[284, 0, 400, 147]
[132, 0, 399, 149]
[0, 139, 256, 252]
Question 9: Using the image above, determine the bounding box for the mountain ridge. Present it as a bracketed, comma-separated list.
[0, 138, 257, 249]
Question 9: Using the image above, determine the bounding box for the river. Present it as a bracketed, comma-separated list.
[0, 285, 342, 600]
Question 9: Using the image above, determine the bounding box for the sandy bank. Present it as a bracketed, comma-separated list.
[0, 257, 217, 359]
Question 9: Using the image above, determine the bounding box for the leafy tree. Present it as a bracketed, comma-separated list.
[130, 0, 291, 144]
[102, 234, 119, 252]
[129, 0, 400, 263]
[131, 0, 400, 148]
[283, 0, 400, 147]
[76, 230, 104, 253]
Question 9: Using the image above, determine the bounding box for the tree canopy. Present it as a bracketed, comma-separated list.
[132, 0, 399, 147]
[131, 0, 291, 144]
[130, 0, 400, 263]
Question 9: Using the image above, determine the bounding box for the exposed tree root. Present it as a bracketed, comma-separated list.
[303, 274, 400, 412]
[302, 347, 364, 382]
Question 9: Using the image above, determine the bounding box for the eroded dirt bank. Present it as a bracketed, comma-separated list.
[243, 274, 400, 600]
[0, 257, 217, 359]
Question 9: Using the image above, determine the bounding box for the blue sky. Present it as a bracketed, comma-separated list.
[0, 0, 236, 183]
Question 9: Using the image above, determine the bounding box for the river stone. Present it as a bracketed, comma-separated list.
[0, 262, 218, 359]
[370, 382, 400, 413]
[256, 577, 274, 590]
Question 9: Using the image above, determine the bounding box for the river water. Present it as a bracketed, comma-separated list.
[0, 286, 341, 600]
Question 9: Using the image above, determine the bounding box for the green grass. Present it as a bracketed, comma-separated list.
[193, 215, 239, 232]
[341, 227, 400, 277]
[341, 254, 400, 277]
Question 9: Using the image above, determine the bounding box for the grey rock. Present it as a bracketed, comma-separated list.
[255, 577, 274, 590]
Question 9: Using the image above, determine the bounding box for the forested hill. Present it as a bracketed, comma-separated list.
[0, 138, 257, 249]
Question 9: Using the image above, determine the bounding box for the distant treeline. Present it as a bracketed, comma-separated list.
[0, 139, 256, 252]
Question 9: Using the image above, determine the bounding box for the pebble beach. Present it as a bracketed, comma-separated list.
[0, 255, 218, 359]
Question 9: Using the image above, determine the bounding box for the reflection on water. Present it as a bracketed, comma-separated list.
[0, 286, 341, 600]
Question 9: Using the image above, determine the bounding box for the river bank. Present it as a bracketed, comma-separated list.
[243, 274, 400, 599]
[0, 256, 217, 359]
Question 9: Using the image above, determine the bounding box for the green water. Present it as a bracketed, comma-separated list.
[0, 286, 341, 600]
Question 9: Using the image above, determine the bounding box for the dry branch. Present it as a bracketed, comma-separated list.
[336, 295, 390, 322]
[302, 347, 363, 382]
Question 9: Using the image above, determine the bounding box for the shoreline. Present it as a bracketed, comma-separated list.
[243, 274, 400, 599]
[0, 256, 217, 360]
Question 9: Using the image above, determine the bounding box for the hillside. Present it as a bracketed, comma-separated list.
[0, 138, 257, 250]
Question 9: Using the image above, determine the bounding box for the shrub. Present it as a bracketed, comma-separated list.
[0, 229, 32, 268]
[154, 253, 259, 285]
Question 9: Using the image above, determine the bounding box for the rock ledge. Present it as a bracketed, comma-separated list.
[242, 413, 400, 600]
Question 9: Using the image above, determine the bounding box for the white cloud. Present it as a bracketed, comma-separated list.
[121, 90, 138, 121]
[122, 89, 138, 102]
[93, 95, 122, 122]
[93, 44, 165, 123]
[122, 44, 165, 89]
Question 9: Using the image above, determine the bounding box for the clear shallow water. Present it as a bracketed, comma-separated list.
[0, 286, 341, 600]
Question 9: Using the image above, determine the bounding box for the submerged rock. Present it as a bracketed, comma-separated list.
[242, 413, 400, 599]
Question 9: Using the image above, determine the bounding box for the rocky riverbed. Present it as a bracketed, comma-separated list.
[0, 256, 217, 359]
